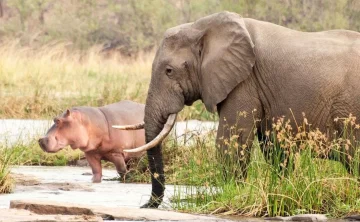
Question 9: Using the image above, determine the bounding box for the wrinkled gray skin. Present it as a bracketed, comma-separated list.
[38, 101, 145, 183]
[142, 11, 360, 208]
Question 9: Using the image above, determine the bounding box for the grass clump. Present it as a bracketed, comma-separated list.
[168, 113, 360, 217]
[8, 141, 83, 166]
[0, 146, 19, 193]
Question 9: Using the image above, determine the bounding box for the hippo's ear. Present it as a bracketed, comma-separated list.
[65, 109, 72, 117]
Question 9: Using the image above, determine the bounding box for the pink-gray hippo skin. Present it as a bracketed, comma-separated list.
[38, 100, 145, 183]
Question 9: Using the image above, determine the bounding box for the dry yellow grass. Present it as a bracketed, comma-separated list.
[0, 41, 153, 118]
[0, 40, 215, 121]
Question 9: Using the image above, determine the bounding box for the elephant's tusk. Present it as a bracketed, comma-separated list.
[123, 113, 177, 153]
[112, 122, 145, 130]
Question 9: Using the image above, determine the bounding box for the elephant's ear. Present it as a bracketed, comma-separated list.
[192, 12, 255, 112]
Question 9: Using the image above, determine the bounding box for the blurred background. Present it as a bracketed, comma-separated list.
[0, 0, 359, 120]
[0, 0, 359, 56]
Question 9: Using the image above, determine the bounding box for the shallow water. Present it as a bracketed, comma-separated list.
[0, 119, 218, 217]
[0, 166, 178, 209]
[0, 119, 51, 146]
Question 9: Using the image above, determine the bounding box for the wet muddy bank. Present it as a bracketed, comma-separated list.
[0, 166, 175, 209]
[0, 166, 353, 221]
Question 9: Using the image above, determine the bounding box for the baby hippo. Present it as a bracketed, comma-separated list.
[38, 100, 145, 183]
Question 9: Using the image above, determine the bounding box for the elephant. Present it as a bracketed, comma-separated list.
[117, 11, 360, 208]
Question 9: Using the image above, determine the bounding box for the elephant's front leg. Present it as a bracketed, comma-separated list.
[216, 84, 262, 181]
[216, 113, 256, 181]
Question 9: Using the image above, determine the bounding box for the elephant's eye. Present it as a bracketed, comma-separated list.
[166, 68, 173, 76]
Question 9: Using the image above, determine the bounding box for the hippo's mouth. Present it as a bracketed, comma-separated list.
[38, 137, 69, 153]
[68, 143, 79, 150]
[44, 144, 67, 153]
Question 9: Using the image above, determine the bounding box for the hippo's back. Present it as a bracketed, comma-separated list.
[100, 100, 145, 125]
[99, 101, 145, 157]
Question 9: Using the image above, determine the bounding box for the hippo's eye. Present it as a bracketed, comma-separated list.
[54, 118, 61, 125]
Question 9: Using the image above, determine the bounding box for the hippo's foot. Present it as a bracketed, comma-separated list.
[92, 175, 102, 183]
[140, 197, 162, 208]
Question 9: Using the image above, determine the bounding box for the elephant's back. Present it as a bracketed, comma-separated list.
[246, 18, 360, 132]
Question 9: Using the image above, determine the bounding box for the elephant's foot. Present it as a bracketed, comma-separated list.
[140, 197, 162, 208]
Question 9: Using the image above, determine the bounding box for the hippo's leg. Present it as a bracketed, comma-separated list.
[85, 152, 102, 183]
[106, 153, 127, 179]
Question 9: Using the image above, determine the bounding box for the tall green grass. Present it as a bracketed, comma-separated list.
[169, 114, 360, 217]
[0, 146, 19, 193]
[5, 141, 83, 166]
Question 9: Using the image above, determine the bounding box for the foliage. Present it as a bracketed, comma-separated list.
[0, 146, 15, 193]
[4, 141, 83, 166]
[0, 0, 359, 54]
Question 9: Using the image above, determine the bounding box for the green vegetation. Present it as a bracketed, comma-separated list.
[0, 146, 15, 193]
[168, 114, 360, 217]
[3, 142, 83, 166]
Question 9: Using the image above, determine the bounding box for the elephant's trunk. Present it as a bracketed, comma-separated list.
[122, 114, 176, 153]
[138, 101, 170, 208]
[137, 82, 184, 208]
